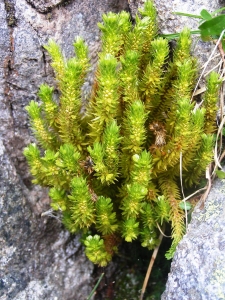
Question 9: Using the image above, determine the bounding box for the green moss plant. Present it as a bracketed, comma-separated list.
[24, 0, 221, 265]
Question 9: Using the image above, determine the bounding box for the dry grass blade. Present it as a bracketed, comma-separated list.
[156, 222, 171, 238]
[193, 32, 225, 207]
[199, 165, 212, 208]
[213, 114, 225, 174]
[191, 29, 225, 102]
[87, 273, 104, 300]
[179, 152, 188, 230]
[139, 224, 165, 300]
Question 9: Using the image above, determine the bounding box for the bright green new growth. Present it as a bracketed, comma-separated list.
[24, 0, 221, 265]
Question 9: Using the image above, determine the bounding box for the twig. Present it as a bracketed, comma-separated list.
[191, 29, 225, 102]
[193, 76, 225, 98]
[156, 222, 171, 238]
[218, 148, 225, 163]
[217, 40, 225, 66]
[204, 59, 223, 77]
[139, 224, 165, 300]
[41, 208, 62, 221]
[199, 165, 212, 207]
[201, 53, 221, 69]
[179, 152, 185, 199]
[181, 187, 207, 202]
[179, 152, 188, 230]
[213, 115, 225, 174]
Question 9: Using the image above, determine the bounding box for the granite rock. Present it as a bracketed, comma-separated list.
[0, 0, 128, 299]
[162, 177, 225, 300]
[25, 0, 67, 13]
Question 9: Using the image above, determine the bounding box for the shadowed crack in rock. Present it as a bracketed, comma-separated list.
[4, 0, 17, 26]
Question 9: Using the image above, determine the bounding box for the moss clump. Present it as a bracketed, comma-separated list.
[24, 0, 221, 265]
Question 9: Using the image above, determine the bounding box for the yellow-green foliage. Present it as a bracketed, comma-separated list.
[24, 0, 221, 265]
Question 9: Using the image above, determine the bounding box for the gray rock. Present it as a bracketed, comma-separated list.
[0, 0, 128, 299]
[0, 133, 94, 300]
[162, 177, 225, 300]
[25, 0, 66, 13]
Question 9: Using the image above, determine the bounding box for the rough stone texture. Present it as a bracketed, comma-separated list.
[25, 0, 67, 13]
[0, 0, 129, 299]
[162, 177, 225, 300]
[0, 0, 225, 299]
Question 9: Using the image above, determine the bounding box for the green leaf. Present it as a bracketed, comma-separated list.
[179, 201, 192, 211]
[216, 169, 225, 179]
[211, 6, 225, 17]
[173, 11, 203, 19]
[160, 30, 201, 40]
[199, 15, 225, 37]
[200, 9, 212, 21]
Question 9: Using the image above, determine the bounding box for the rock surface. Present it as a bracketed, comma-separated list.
[0, 0, 224, 299]
[0, 1, 129, 299]
[162, 177, 225, 300]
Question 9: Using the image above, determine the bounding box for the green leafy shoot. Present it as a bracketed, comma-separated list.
[215, 169, 225, 179]
[211, 7, 225, 17]
[162, 7, 225, 49]
[161, 30, 200, 40]
[172, 12, 203, 19]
